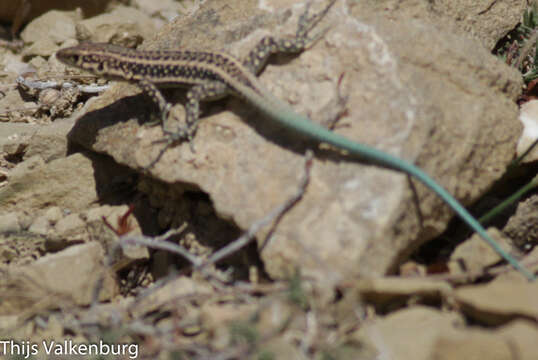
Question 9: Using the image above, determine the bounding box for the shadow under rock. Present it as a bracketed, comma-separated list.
[67, 93, 155, 150]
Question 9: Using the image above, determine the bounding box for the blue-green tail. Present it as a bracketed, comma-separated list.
[252, 93, 535, 280]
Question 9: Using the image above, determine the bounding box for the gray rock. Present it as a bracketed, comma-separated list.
[67, 0, 523, 283]
[5, 242, 117, 308]
[0, 213, 21, 233]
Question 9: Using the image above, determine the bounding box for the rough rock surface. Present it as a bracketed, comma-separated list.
[455, 280, 538, 325]
[1, 242, 117, 314]
[360, 0, 527, 50]
[354, 306, 538, 360]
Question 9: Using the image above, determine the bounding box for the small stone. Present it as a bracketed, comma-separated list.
[17, 212, 34, 230]
[28, 216, 50, 235]
[356, 277, 453, 309]
[54, 213, 85, 234]
[43, 206, 64, 224]
[20, 10, 78, 45]
[0, 213, 21, 233]
[455, 281, 538, 325]
[497, 320, 538, 360]
[38, 88, 61, 108]
[449, 228, 514, 275]
[79, 6, 156, 43]
[6, 242, 117, 307]
[353, 306, 465, 360]
[0, 247, 17, 262]
[0, 153, 99, 215]
[517, 100, 538, 162]
[431, 329, 513, 360]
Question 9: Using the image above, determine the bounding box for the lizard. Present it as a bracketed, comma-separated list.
[56, 0, 534, 280]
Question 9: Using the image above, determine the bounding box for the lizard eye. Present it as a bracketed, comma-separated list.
[71, 55, 80, 64]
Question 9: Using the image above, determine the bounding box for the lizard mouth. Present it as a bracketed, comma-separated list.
[56, 48, 79, 66]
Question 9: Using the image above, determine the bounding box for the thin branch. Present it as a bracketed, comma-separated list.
[193, 150, 314, 273]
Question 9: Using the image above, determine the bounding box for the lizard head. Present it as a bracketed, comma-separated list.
[56, 43, 124, 76]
